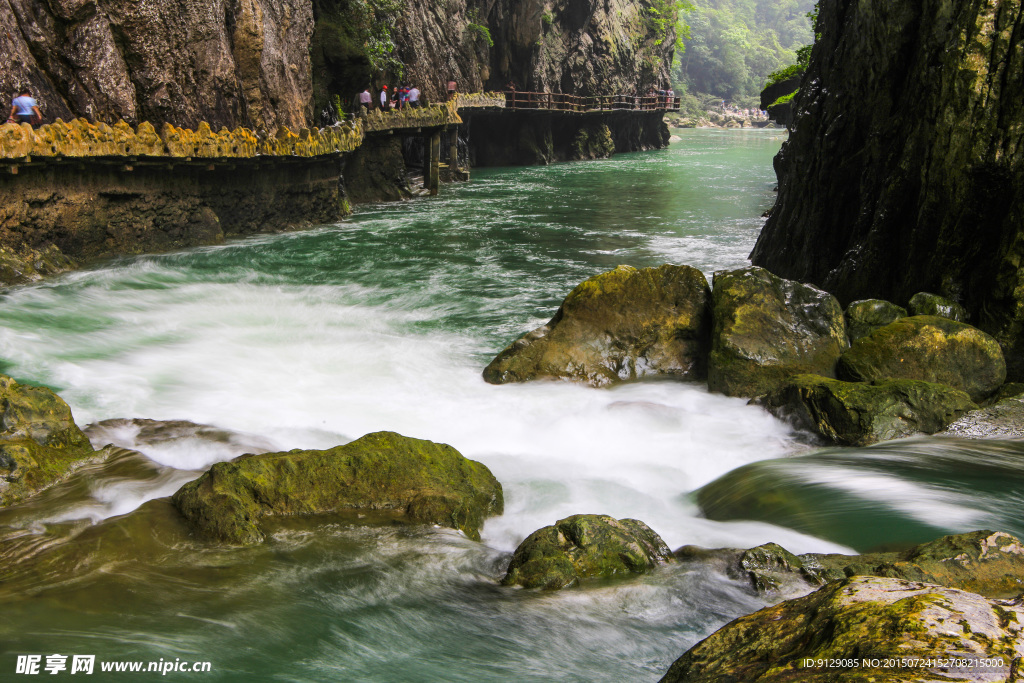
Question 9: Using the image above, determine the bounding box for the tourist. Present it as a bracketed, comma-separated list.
[447, 79, 457, 100]
[408, 84, 420, 108]
[399, 84, 410, 110]
[358, 87, 372, 112]
[8, 88, 41, 126]
[379, 85, 389, 111]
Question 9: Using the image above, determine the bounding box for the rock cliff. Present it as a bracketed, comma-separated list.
[0, 0, 314, 130]
[2, 0, 674, 129]
[749, 0, 1024, 378]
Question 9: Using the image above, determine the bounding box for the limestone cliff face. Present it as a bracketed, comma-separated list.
[1, 0, 314, 130]
[483, 0, 673, 96]
[750, 0, 1024, 378]
[2, 0, 672, 129]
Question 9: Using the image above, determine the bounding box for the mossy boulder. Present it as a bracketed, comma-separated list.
[761, 374, 976, 446]
[0, 374, 97, 507]
[502, 514, 673, 589]
[908, 291, 967, 322]
[483, 265, 712, 387]
[172, 431, 503, 545]
[838, 316, 1006, 402]
[659, 576, 1024, 682]
[845, 299, 907, 342]
[708, 267, 848, 398]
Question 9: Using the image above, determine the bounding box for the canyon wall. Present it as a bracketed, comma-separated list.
[2, 0, 675, 128]
[750, 0, 1024, 378]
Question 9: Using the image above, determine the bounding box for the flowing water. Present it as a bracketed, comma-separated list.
[0, 129, 1018, 681]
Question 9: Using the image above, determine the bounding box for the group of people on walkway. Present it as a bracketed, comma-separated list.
[6, 88, 42, 126]
[359, 84, 423, 112]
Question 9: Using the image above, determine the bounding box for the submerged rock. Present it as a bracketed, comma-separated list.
[838, 316, 1006, 403]
[761, 374, 976, 446]
[659, 576, 1024, 682]
[502, 514, 673, 589]
[908, 291, 968, 322]
[844, 299, 907, 342]
[708, 267, 848, 398]
[675, 542, 818, 597]
[483, 265, 712, 387]
[0, 375, 97, 507]
[172, 431, 503, 545]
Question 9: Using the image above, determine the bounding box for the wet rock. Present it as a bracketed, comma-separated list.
[659, 576, 1024, 682]
[483, 265, 712, 387]
[679, 532, 1024, 601]
[845, 299, 907, 342]
[838, 316, 1006, 403]
[942, 396, 1024, 439]
[502, 514, 673, 589]
[761, 374, 976, 446]
[908, 292, 968, 322]
[708, 267, 848, 398]
[675, 543, 819, 597]
[0, 375, 97, 507]
[172, 431, 503, 545]
[806, 531, 1024, 600]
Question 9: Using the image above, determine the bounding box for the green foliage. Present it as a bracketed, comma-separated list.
[768, 89, 797, 109]
[646, 0, 694, 50]
[466, 23, 494, 48]
[765, 63, 803, 87]
[676, 0, 817, 101]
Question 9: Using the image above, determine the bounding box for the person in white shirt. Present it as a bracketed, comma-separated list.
[408, 85, 420, 108]
[379, 85, 389, 111]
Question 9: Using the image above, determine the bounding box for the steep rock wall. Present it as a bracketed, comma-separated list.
[750, 0, 1024, 378]
[1, 0, 314, 130]
[3, 0, 674, 128]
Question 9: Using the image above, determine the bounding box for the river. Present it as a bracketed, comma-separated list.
[0, 128, 1020, 681]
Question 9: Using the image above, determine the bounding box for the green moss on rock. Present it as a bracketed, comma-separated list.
[838, 316, 1006, 402]
[502, 514, 673, 589]
[708, 267, 848, 398]
[908, 292, 967, 322]
[761, 374, 976, 446]
[845, 299, 907, 342]
[483, 265, 712, 387]
[171, 431, 503, 545]
[0, 374, 96, 507]
[659, 576, 1024, 682]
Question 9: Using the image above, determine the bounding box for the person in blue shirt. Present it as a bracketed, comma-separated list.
[8, 89, 41, 126]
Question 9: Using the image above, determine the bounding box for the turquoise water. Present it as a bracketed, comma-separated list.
[2, 129, 1013, 681]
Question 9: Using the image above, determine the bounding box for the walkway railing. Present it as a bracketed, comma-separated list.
[457, 91, 681, 113]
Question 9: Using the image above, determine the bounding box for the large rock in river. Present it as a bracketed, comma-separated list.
[502, 514, 673, 589]
[0, 374, 97, 507]
[761, 374, 976, 446]
[172, 431, 503, 545]
[708, 267, 848, 397]
[483, 265, 712, 387]
[659, 576, 1024, 682]
[838, 316, 1006, 403]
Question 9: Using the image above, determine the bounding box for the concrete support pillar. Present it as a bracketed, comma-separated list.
[424, 130, 441, 196]
[449, 128, 459, 173]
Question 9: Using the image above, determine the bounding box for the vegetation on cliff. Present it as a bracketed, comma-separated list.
[676, 0, 816, 103]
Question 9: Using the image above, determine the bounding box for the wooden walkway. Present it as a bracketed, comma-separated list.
[456, 91, 682, 113]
